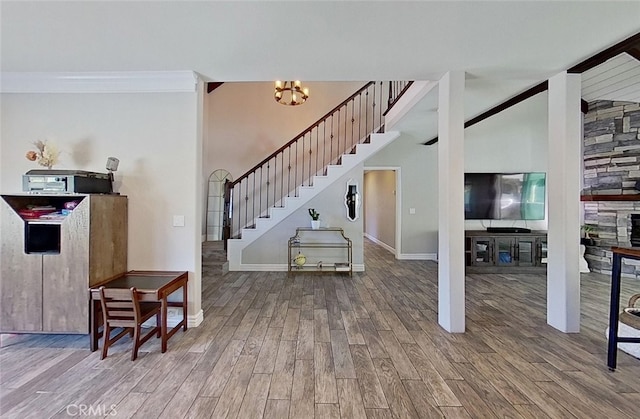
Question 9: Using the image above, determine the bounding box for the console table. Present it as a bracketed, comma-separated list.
[288, 227, 352, 276]
[607, 247, 640, 370]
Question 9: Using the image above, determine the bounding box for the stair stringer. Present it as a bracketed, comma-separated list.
[227, 131, 401, 271]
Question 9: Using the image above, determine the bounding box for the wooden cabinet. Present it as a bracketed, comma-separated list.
[465, 230, 547, 273]
[0, 194, 127, 333]
[288, 227, 352, 275]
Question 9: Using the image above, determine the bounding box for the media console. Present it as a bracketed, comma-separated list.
[465, 230, 547, 273]
[486, 227, 532, 234]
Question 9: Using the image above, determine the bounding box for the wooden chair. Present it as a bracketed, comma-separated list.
[98, 286, 161, 361]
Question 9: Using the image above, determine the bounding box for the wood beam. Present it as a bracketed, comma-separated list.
[424, 81, 547, 145]
[567, 32, 640, 73]
[206, 82, 224, 94]
[627, 46, 640, 62]
[424, 31, 640, 146]
[581, 99, 589, 114]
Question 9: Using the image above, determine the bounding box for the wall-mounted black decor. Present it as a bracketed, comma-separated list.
[345, 179, 360, 222]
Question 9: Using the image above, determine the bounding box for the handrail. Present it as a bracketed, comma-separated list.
[230, 81, 375, 187]
[384, 81, 413, 115]
[224, 80, 411, 240]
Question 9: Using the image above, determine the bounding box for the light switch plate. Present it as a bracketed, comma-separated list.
[173, 215, 185, 227]
[409, 208, 416, 214]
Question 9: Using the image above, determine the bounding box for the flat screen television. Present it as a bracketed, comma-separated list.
[464, 172, 546, 220]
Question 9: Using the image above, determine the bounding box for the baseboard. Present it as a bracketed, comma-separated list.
[142, 308, 203, 328]
[188, 309, 204, 328]
[234, 264, 289, 271]
[231, 263, 365, 273]
[397, 253, 438, 261]
[591, 268, 640, 279]
[362, 234, 437, 261]
[363, 233, 395, 255]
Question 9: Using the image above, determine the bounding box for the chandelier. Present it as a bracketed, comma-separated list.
[274, 80, 309, 106]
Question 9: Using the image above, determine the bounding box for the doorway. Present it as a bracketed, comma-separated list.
[206, 169, 233, 241]
[363, 167, 401, 258]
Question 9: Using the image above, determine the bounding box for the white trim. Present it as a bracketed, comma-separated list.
[0, 71, 199, 93]
[352, 264, 365, 272]
[398, 253, 438, 261]
[142, 308, 204, 329]
[384, 81, 438, 131]
[166, 309, 204, 328]
[188, 309, 204, 328]
[230, 263, 365, 273]
[234, 264, 289, 271]
[364, 232, 395, 255]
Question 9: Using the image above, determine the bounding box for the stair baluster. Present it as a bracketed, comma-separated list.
[224, 81, 413, 241]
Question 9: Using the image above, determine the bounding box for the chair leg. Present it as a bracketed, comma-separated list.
[156, 312, 161, 338]
[101, 324, 111, 360]
[131, 325, 141, 361]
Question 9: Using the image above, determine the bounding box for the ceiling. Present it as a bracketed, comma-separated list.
[1, 1, 639, 141]
[582, 53, 640, 103]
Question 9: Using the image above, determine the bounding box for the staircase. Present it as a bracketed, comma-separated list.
[224, 81, 413, 271]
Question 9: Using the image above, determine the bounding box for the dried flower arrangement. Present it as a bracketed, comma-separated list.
[25, 140, 60, 169]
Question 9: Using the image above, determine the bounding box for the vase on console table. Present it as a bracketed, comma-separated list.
[579, 244, 590, 273]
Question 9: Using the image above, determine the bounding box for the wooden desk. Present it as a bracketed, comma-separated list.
[607, 247, 640, 370]
[89, 270, 188, 354]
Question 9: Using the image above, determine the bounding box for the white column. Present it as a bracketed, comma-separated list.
[547, 72, 582, 332]
[438, 71, 466, 333]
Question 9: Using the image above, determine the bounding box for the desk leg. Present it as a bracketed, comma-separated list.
[90, 299, 99, 352]
[161, 297, 168, 353]
[607, 253, 623, 371]
[183, 281, 188, 331]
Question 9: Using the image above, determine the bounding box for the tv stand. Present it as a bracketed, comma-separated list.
[465, 230, 547, 273]
[486, 227, 532, 234]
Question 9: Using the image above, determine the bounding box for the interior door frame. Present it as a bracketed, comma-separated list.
[363, 166, 401, 259]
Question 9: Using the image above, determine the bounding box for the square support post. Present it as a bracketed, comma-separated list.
[438, 71, 466, 333]
[547, 71, 581, 332]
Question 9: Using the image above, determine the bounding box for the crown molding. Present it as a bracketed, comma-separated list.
[0, 71, 199, 93]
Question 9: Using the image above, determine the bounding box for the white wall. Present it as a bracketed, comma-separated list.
[365, 133, 438, 256]
[243, 164, 364, 268]
[203, 81, 366, 234]
[203, 81, 365, 180]
[366, 92, 548, 256]
[364, 170, 396, 249]
[464, 92, 549, 231]
[0, 87, 203, 321]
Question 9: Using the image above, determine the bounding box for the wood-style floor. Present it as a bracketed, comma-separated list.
[1, 239, 639, 418]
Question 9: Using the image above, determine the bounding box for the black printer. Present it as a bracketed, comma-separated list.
[22, 170, 112, 194]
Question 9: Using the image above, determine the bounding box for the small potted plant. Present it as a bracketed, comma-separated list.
[308, 208, 320, 229]
[581, 224, 596, 246]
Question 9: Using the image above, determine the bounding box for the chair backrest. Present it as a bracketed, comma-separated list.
[99, 286, 141, 328]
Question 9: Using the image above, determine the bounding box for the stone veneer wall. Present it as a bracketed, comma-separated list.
[584, 201, 640, 274]
[583, 101, 640, 195]
[582, 100, 640, 276]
